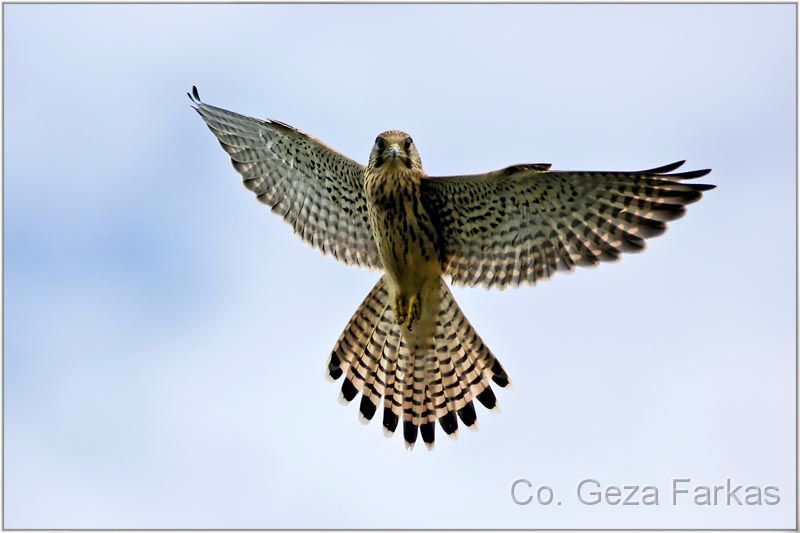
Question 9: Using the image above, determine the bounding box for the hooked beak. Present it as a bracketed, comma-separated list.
[389, 145, 400, 159]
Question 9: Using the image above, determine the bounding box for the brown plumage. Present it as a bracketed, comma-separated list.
[190, 87, 715, 450]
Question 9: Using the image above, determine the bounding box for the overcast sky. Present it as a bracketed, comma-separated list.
[4, 3, 795, 529]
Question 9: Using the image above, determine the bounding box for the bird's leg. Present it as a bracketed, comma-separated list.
[406, 294, 421, 331]
[393, 294, 408, 327]
[392, 293, 421, 330]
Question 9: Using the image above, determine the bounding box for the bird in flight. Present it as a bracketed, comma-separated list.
[190, 86, 715, 450]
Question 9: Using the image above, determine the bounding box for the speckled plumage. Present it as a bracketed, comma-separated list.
[191, 87, 715, 449]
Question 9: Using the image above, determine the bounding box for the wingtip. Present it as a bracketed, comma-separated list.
[187, 86, 203, 109]
[640, 160, 686, 174]
[672, 168, 713, 179]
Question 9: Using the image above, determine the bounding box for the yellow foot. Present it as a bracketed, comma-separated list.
[407, 295, 420, 331]
[393, 295, 408, 327]
[392, 294, 421, 330]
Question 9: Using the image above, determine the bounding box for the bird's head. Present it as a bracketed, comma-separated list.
[368, 130, 422, 172]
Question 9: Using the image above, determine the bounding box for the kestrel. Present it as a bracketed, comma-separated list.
[190, 87, 715, 450]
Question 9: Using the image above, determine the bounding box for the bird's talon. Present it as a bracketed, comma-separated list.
[406, 295, 421, 330]
[393, 295, 408, 327]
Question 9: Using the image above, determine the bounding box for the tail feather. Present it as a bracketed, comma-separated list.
[359, 318, 393, 421]
[402, 347, 421, 448]
[381, 327, 404, 434]
[426, 351, 448, 419]
[327, 279, 387, 382]
[421, 351, 442, 449]
[457, 400, 478, 427]
[441, 286, 504, 411]
[357, 308, 392, 422]
[434, 340, 462, 436]
[327, 275, 510, 449]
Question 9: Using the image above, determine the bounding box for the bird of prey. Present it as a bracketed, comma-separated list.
[190, 86, 715, 450]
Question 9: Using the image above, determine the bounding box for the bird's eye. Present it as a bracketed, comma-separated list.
[375, 137, 385, 150]
[404, 137, 413, 149]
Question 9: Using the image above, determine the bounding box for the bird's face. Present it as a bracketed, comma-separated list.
[368, 130, 422, 172]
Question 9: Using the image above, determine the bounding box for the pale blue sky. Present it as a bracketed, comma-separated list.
[4, 3, 796, 529]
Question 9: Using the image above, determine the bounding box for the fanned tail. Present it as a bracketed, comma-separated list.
[327, 276, 510, 449]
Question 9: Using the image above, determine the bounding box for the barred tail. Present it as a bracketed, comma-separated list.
[327, 275, 511, 450]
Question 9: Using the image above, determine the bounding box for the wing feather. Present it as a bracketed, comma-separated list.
[421, 163, 714, 289]
[190, 87, 381, 270]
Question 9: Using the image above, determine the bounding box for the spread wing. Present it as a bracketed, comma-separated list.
[190, 87, 381, 270]
[420, 161, 715, 288]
